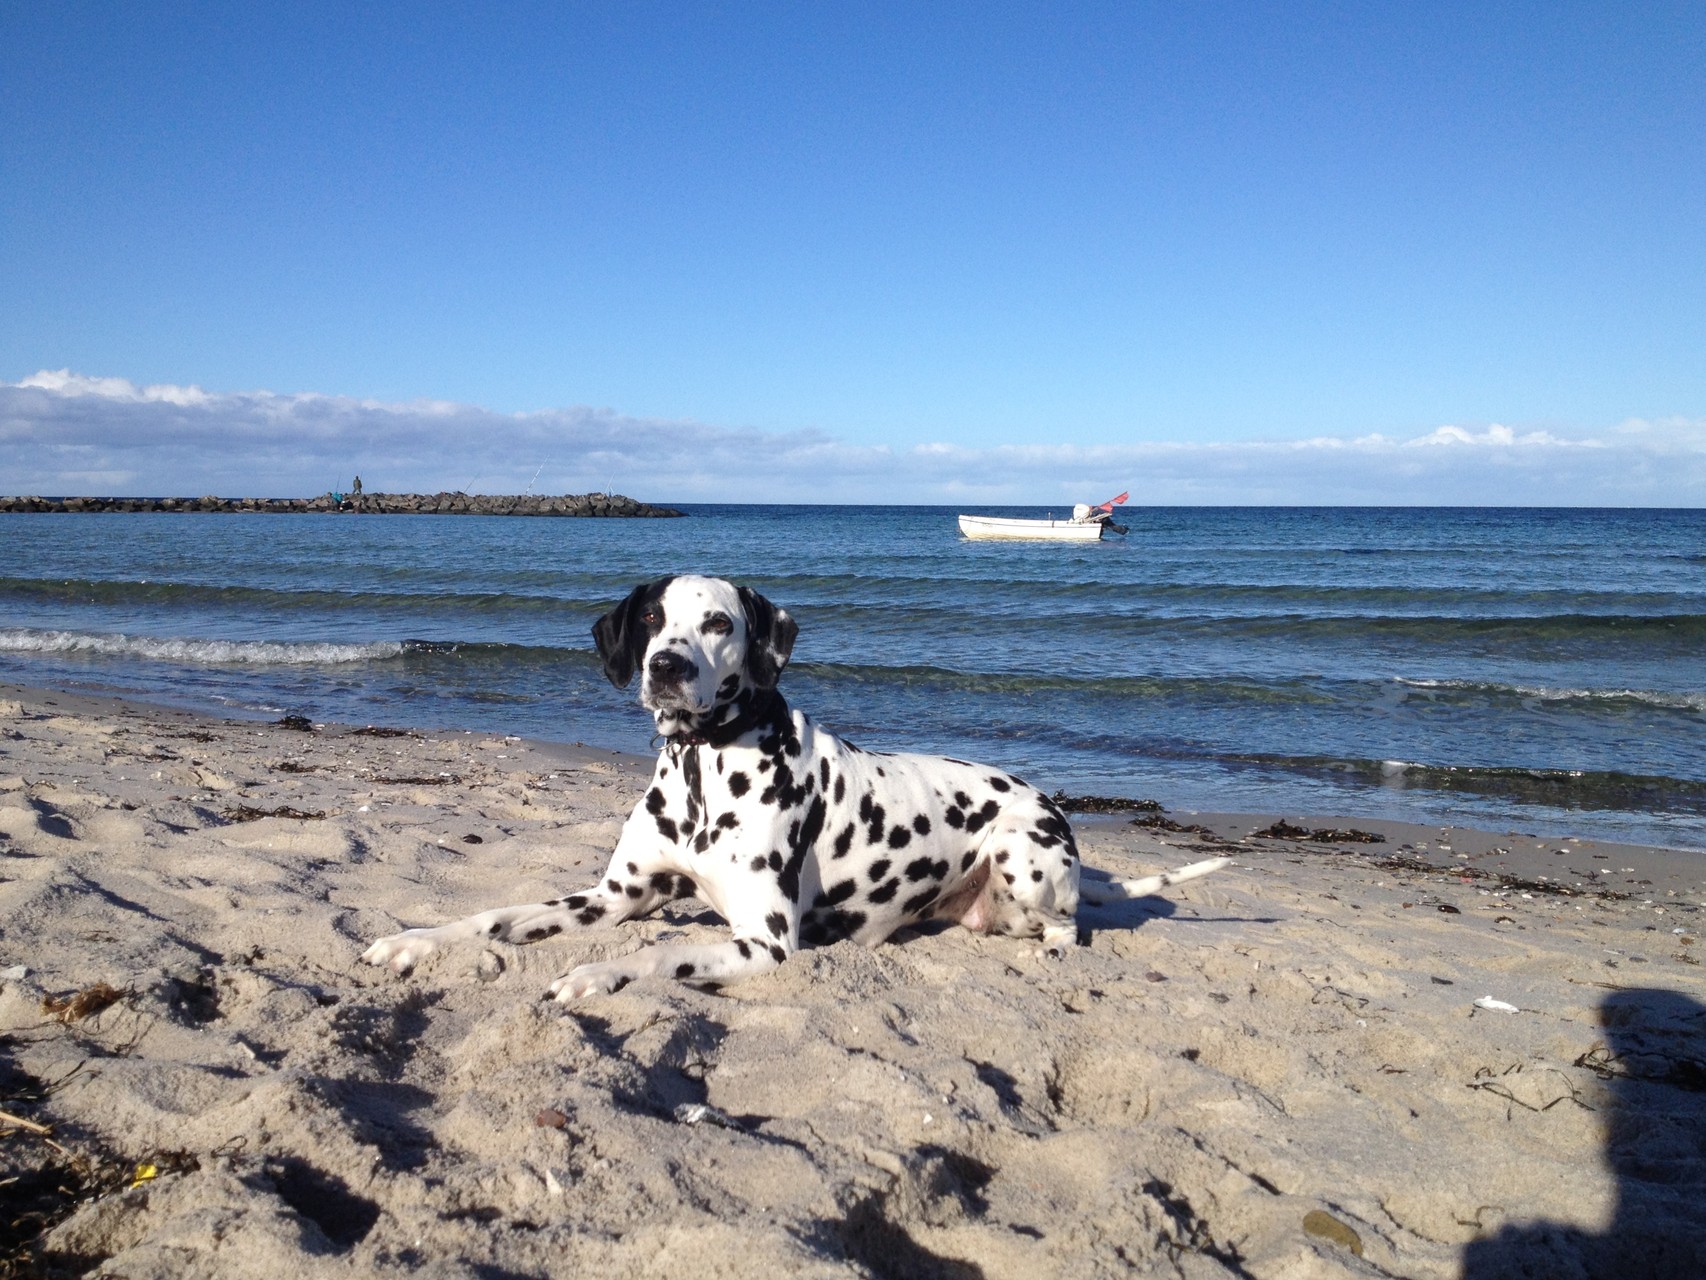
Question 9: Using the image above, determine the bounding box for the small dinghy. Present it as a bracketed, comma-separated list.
[958, 493, 1129, 542]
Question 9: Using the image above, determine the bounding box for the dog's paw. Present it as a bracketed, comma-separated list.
[361, 930, 438, 974]
[1038, 925, 1077, 960]
[545, 960, 638, 1002]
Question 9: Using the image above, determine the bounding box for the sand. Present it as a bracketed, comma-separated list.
[1, 682, 1702, 1279]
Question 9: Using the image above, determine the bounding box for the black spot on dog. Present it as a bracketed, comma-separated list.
[766, 911, 788, 938]
[868, 859, 892, 882]
[646, 787, 666, 815]
[607, 878, 622, 894]
[945, 807, 965, 828]
[778, 795, 825, 903]
[751, 855, 769, 872]
[488, 922, 502, 936]
[868, 878, 900, 905]
[820, 757, 831, 788]
[819, 879, 858, 906]
[767, 944, 786, 964]
[728, 772, 751, 797]
[1030, 869, 1044, 882]
[864, 801, 888, 844]
[913, 814, 931, 836]
[1028, 830, 1060, 848]
[656, 815, 679, 842]
[954, 790, 972, 809]
[964, 799, 1000, 835]
[832, 822, 855, 858]
[769, 849, 783, 871]
[994, 851, 1008, 863]
[525, 926, 548, 941]
[1002, 873, 1016, 885]
[674, 875, 697, 898]
[626, 861, 639, 875]
[716, 673, 740, 699]
[735, 939, 752, 959]
[649, 872, 676, 893]
[566, 895, 588, 910]
[675, 962, 697, 979]
[577, 903, 606, 925]
[694, 831, 710, 852]
[960, 851, 976, 871]
[833, 774, 846, 802]
[717, 812, 739, 829]
[988, 775, 1011, 792]
[887, 824, 912, 849]
[901, 886, 940, 916]
[904, 856, 937, 882]
[626, 884, 644, 898]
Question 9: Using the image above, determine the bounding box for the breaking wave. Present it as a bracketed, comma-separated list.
[0, 628, 407, 666]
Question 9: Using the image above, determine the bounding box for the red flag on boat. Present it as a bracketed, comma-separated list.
[1097, 491, 1129, 512]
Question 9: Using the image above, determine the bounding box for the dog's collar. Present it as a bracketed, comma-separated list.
[660, 689, 787, 755]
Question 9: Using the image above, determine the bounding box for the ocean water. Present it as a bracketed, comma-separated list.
[1, 505, 1702, 849]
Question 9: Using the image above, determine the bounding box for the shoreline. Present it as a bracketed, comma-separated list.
[9, 678, 1705, 868]
[3, 681, 1703, 1276]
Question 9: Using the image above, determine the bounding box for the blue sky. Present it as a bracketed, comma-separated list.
[3, 2, 1703, 502]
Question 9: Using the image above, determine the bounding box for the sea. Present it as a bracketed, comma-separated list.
[1, 505, 1702, 850]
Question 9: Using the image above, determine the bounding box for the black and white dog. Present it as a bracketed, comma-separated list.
[362, 575, 1225, 999]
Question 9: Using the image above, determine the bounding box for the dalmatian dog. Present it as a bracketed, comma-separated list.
[362, 575, 1226, 999]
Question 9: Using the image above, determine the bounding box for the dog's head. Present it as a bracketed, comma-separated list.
[591, 575, 798, 737]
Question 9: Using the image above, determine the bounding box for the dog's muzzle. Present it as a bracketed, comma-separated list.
[642, 649, 702, 711]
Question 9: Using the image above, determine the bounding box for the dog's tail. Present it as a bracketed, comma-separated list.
[1077, 856, 1229, 904]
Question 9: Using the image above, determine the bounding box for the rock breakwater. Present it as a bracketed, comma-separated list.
[0, 491, 685, 517]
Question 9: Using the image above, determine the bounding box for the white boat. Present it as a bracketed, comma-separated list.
[958, 497, 1129, 542]
[957, 513, 1107, 541]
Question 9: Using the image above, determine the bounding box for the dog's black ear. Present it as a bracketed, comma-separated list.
[591, 582, 658, 688]
[738, 585, 797, 690]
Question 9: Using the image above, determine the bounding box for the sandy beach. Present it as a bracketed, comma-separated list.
[2, 682, 1702, 1279]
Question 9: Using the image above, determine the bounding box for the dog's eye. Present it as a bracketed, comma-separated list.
[641, 610, 659, 626]
[702, 614, 733, 635]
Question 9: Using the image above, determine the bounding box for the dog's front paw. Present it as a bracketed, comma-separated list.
[545, 960, 638, 1002]
[361, 930, 438, 974]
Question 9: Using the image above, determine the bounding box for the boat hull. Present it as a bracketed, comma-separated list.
[957, 514, 1106, 541]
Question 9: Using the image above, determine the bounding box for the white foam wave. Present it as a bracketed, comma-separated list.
[0, 628, 405, 666]
[1396, 677, 1706, 713]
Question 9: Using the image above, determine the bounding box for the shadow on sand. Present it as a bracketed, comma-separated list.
[1461, 987, 1705, 1280]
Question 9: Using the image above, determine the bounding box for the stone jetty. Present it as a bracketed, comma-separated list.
[0, 492, 685, 517]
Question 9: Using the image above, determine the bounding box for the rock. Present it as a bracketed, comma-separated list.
[0, 492, 686, 517]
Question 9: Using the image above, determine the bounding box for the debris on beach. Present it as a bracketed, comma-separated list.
[40, 982, 129, 1023]
[221, 804, 326, 822]
[1253, 820, 1385, 843]
[1473, 996, 1520, 1013]
[1302, 1208, 1365, 1256]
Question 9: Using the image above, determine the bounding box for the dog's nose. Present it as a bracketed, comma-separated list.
[647, 650, 696, 683]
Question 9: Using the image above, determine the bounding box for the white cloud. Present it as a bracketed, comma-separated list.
[2, 370, 1702, 505]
